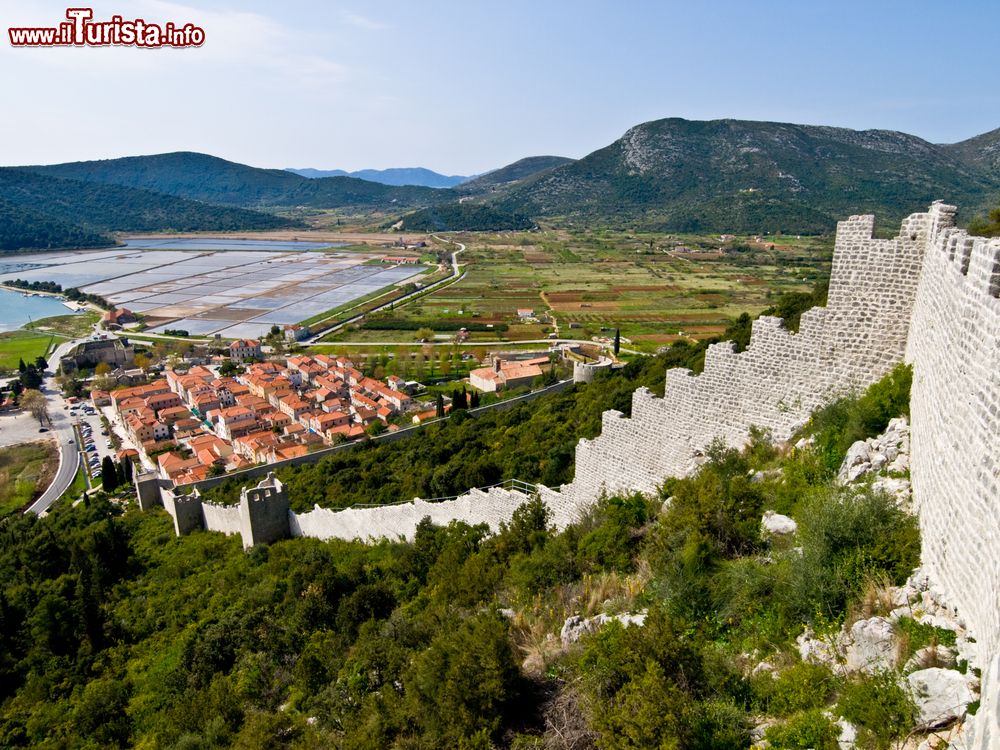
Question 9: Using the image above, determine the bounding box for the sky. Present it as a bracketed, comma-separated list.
[1, 0, 997, 174]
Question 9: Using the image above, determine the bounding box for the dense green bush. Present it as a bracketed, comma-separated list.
[807, 363, 912, 476]
[837, 672, 916, 750]
[765, 708, 840, 749]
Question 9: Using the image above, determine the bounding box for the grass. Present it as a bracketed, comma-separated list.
[0, 441, 59, 517]
[323, 229, 832, 352]
[61, 464, 88, 501]
[25, 310, 100, 338]
[0, 330, 61, 373]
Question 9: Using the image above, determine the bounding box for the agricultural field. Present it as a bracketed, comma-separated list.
[25, 310, 101, 339]
[324, 228, 833, 352]
[0, 441, 58, 517]
[0, 330, 59, 373]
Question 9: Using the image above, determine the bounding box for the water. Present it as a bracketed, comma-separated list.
[0, 288, 77, 332]
[123, 238, 347, 251]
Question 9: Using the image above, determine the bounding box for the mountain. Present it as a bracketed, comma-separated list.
[456, 155, 575, 194]
[0, 168, 294, 252]
[287, 166, 473, 188]
[942, 127, 1000, 173]
[474, 119, 1000, 233]
[25, 152, 449, 210]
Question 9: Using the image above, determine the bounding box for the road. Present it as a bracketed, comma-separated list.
[24, 337, 85, 514]
[301, 236, 467, 344]
[25, 327, 103, 514]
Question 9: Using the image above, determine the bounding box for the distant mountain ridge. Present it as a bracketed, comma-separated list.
[286, 166, 473, 188]
[456, 156, 576, 194]
[25, 152, 449, 210]
[14, 119, 1000, 239]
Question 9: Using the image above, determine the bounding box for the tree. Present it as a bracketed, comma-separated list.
[101, 456, 118, 492]
[435, 393, 445, 418]
[970, 205, 1000, 237]
[18, 357, 26, 373]
[415, 327, 435, 343]
[614, 328, 621, 356]
[94, 362, 112, 377]
[120, 455, 133, 484]
[133, 353, 150, 371]
[19, 366, 42, 390]
[470, 390, 481, 408]
[20, 389, 48, 425]
[35, 356, 47, 371]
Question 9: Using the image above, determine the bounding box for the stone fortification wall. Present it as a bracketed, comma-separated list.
[289, 483, 567, 542]
[903, 205, 1000, 749]
[561, 207, 935, 502]
[199, 501, 242, 536]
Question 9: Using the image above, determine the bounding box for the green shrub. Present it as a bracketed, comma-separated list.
[576, 492, 653, 573]
[894, 615, 956, 663]
[765, 708, 840, 749]
[754, 660, 840, 716]
[837, 672, 915, 750]
[807, 363, 912, 476]
[786, 485, 920, 622]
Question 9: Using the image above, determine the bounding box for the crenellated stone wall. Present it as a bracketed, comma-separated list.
[560, 206, 934, 503]
[903, 207, 1000, 750]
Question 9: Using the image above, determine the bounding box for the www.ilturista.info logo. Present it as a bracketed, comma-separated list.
[8, 7, 205, 48]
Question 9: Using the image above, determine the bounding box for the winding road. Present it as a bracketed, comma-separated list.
[25, 337, 88, 514]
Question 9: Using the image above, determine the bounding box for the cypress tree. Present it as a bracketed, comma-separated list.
[435, 393, 445, 418]
[17, 358, 26, 373]
[101, 456, 117, 492]
[613, 328, 621, 355]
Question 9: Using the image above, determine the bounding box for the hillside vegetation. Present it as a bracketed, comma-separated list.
[0, 360, 922, 749]
[394, 203, 536, 232]
[0, 168, 294, 252]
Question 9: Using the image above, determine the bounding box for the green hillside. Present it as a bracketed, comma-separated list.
[0, 168, 295, 252]
[395, 202, 536, 232]
[456, 155, 576, 194]
[26, 152, 450, 210]
[487, 118, 1000, 233]
[942, 126, 1000, 173]
[456, 118, 999, 234]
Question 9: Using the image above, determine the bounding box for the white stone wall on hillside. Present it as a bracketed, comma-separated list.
[565, 208, 930, 502]
[288, 485, 541, 542]
[200, 502, 242, 536]
[904, 209, 1000, 750]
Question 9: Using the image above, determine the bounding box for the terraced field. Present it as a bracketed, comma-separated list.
[326, 229, 833, 352]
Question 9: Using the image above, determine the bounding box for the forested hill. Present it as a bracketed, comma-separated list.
[0, 168, 294, 252]
[942, 126, 1000, 173]
[25, 152, 450, 210]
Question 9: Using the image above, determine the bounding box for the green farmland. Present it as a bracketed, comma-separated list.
[321, 228, 833, 353]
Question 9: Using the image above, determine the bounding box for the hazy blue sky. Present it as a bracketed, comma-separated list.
[1, 0, 997, 172]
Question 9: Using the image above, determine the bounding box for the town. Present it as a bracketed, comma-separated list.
[67, 334, 572, 488]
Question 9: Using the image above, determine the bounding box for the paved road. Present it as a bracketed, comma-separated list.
[24, 329, 105, 514]
[302, 236, 467, 344]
